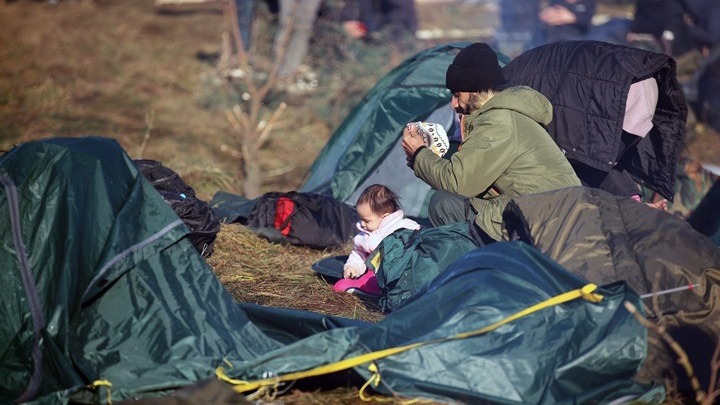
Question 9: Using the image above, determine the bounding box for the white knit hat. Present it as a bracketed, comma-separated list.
[409, 121, 450, 157]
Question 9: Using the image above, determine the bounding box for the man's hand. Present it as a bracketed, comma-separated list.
[647, 198, 668, 211]
[342, 20, 368, 39]
[343, 264, 364, 279]
[402, 124, 426, 160]
[539, 5, 577, 26]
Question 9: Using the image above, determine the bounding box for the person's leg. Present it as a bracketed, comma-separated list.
[429, 190, 493, 246]
[428, 190, 468, 227]
[236, 0, 257, 51]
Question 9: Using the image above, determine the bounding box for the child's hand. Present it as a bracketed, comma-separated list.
[343, 264, 363, 279]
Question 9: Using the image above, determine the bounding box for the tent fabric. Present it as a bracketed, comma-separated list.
[0, 137, 290, 403]
[220, 242, 650, 404]
[501, 186, 720, 386]
[370, 222, 480, 312]
[299, 43, 473, 218]
[1, 137, 653, 404]
[502, 186, 720, 319]
[209, 191, 257, 224]
[301, 40, 687, 220]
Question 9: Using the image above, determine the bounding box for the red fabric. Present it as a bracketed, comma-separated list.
[274, 197, 295, 236]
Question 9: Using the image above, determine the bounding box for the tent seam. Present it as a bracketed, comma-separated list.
[81, 218, 185, 302]
[1, 173, 46, 402]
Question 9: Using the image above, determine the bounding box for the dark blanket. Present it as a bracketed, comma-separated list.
[502, 186, 720, 389]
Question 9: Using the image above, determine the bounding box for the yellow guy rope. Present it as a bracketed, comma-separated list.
[91, 379, 113, 405]
[216, 283, 604, 396]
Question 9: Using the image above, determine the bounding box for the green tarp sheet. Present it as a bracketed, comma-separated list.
[1, 137, 287, 403]
[224, 242, 651, 404]
[2, 137, 651, 404]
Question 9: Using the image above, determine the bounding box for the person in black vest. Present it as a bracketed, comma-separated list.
[503, 41, 687, 205]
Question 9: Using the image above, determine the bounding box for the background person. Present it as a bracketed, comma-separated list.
[626, 0, 689, 55]
[493, 0, 540, 57]
[339, 0, 417, 43]
[535, 0, 596, 46]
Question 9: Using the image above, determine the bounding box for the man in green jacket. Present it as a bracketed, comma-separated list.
[402, 42, 581, 242]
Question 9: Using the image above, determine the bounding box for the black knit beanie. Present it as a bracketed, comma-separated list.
[446, 43, 505, 93]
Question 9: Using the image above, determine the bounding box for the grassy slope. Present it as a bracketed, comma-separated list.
[0, 0, 332, 200]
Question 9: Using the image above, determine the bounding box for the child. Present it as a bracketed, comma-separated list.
[333, 184, 421, 295]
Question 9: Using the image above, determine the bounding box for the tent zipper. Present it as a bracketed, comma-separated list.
[1, 173, 46, 402]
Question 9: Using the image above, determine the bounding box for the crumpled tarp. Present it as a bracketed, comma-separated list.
[1, 137, 651, 404]
[224, 242, 650, 404]
[0, 137, 288, 403]
[502, 185, 720, 390]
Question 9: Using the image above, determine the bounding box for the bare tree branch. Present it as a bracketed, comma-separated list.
[705, 340, 720, 405]
[255, 102, 287, 149]
[232, 104, 250, 131]
[220, 0, 307, 197]
[253, 0, 298, 106]
[136, 110, 154, 158]
[624, 301, 707, 404]
[224, 109, 243, 132]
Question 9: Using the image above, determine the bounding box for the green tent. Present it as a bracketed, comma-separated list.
[299, 42, 513, 219]
[2, 137, 651, 403]
[0, 137, 294, 403]
[213, 43, 508, 221]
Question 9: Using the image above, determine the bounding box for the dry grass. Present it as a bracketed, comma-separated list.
[207, 226, 400, 403]
[207, 224, 384, 322]
[0, 0, 335, 200]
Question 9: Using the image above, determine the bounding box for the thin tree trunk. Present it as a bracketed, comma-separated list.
[275, 0, 321, 79]
[241, 142, 262, 198]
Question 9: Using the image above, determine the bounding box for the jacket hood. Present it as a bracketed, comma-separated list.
[478, 86, 553, 125]
[355, 209, 418, 234]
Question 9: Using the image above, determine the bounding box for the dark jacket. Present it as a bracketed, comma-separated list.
[630, 0, 695, 56]
[503, 40, 688, 200]
[684, 0, 720, 50]
[340, 0, 417, 38]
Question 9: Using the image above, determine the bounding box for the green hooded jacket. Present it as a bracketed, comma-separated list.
[413, 86, 581, 239]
